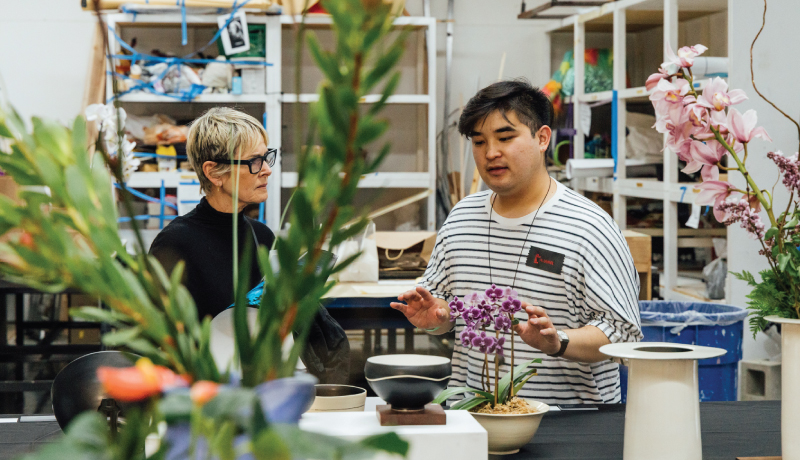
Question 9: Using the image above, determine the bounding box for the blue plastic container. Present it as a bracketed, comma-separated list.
[619, 301, 748, 402]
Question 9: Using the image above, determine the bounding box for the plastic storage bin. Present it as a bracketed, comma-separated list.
[619, 301, 749, 402]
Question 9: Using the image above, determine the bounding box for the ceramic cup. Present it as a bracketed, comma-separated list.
[364, 354, 451, 411]
[307, 384, 367, 412]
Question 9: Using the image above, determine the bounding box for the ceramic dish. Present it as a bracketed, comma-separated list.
[364, 354, 451, 410]
[307, 384, 367, 412]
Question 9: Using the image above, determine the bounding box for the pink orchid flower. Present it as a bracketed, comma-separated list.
[695, 179, 735, 221]
[645, 66, 671, 91]
[697, 77, 747, 112]
[727, 107, 772, 144]
[650, 78, 691, 122]
[654, 109, 694, 154]
[662, 43, 708, 69]
[682, 140, 722, 174]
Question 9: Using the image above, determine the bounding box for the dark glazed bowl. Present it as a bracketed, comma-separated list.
[51, 351, 141, 431]
[364, 354, 451, 411]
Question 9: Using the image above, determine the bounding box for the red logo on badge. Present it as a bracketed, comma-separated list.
[533, 254, 554, 266]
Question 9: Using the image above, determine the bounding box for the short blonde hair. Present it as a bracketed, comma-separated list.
[186, 107, 269, 192]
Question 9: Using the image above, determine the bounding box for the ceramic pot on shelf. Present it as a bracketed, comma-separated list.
[601, 342, 725, 460]
[766, 315, 800, 459]
[469, 399, 550, 455]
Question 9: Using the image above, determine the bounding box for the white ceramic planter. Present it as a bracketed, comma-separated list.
[601, 342, 726, 460]
[766, 315, 800, 459]
[307, 384, 367, 412]
[468, 399, 549, 455]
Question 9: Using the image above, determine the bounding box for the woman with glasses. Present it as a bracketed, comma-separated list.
[149, 107, 277, 320]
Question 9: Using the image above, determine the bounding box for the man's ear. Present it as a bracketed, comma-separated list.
[202, 161, 222, 187]
[537, 125, 552, 150]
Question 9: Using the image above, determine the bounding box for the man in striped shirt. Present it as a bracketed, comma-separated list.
[390, 79, 642, 404]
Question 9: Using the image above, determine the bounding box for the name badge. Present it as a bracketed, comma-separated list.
[526, 246, 564, 275]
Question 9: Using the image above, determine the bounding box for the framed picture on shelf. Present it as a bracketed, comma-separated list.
[217, 11, 250, 55]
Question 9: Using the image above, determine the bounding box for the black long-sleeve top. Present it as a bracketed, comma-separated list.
[148, 197, 275, 320]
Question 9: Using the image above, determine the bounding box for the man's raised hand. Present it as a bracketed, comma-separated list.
[390, 287, 450, 330]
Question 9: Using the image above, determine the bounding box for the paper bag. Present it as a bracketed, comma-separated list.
[333, 221, 379, 282]
[374, 231, 436, 277]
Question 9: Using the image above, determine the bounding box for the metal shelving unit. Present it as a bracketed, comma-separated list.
[538, 0, 729, 301]
[104, 11, 437, 231]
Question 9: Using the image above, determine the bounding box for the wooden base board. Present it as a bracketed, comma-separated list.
[376, 404, 446, 426]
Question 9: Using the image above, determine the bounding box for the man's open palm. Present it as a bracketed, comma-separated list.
[390, 287, 449, 330]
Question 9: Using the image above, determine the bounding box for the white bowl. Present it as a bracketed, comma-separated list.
[469, 399, 550, 455]
[307, 384, 367, 412]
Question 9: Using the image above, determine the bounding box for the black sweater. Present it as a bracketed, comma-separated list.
[148, 198, 275, 320]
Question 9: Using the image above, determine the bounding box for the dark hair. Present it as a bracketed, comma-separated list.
[458, 78, 554, 138]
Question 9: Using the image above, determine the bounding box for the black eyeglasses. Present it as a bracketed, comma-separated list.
[214, 148, 278, 174]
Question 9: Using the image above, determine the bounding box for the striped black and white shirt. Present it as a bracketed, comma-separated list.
[419, 179, 642, 405]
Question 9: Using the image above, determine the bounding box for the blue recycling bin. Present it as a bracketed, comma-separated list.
[619, 301, 749, 402]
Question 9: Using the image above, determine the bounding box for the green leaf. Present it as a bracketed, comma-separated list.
[359, 432, 410, 457]
[101, 326, 142, 347]
[450, 395, 489, 411]
[252, 429, 291, 460]
[431, 386, 493, 405]
[765, 227, 779, 240]
[779, 253, 790, 272]
[496, 359, 539, 404]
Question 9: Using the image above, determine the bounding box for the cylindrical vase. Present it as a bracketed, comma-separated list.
[766, 315, 800, 459]
[601, 342, 726, 460]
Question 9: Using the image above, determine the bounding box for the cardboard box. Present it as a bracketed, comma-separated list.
[622, 230, 652, 300]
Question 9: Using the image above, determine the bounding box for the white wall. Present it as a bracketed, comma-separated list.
[0, 0, 96, 125]
[728, 0, 800, 360]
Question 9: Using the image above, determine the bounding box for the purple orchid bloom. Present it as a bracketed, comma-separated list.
[464, 306, 485, 328]
[485, 284, 504, 301]
[494, 314, 512, 332]
[471, 331, 496, 354]
[500, 296, 523, 314]
[460, 329, 477, 348]
[489, 336, 506, 357]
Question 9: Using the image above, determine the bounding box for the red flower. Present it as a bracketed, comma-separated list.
[97, 358, 185, 402]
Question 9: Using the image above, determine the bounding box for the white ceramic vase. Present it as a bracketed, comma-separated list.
[468, 399, 549, 455]
[766, 315, 800, 459]
[601, 342, 726, 460]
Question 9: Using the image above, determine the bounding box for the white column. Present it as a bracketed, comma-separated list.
[426, 18, 437, 230]
[573, 17, 585, 161]
[265, 15, 282, 229]
[663, 0, 679, 295]
[612, 6, 627, 228]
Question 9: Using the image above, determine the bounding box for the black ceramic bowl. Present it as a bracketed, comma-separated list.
[51, 351, 141, 431]
[364, 354, 451, 411]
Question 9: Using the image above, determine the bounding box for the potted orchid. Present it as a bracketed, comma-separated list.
[431, 285, 548, 455]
